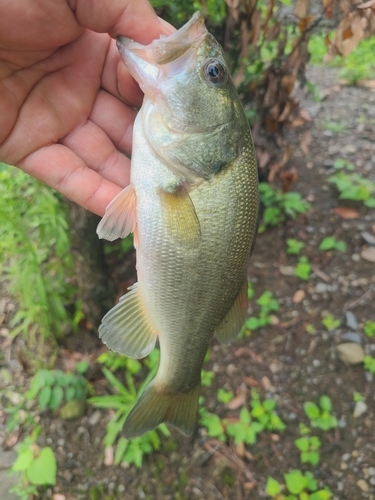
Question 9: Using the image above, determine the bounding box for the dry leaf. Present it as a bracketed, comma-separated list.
[235, 441, 245, 457]
[53, 495, 66, 500]
[227, 386, 247, 410]
[295, 0, 308, 18]
[332, 207, 360, 219]
[299, 15, 315, 32]
[243, 376, 259, 387]
[323, 0, 333, 18]
[281, 167, 298, 192]
[300, 130, 312, 154]
[261, 376, 272, 391]
[104, 446, 114, 466]
[256, 148, 270, 169]
[293, 289, 306, 303]
[357, 0, 375, 7]
[299, 109, 312, 121]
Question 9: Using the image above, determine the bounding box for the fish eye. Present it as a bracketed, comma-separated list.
[203, 58, 226, 86]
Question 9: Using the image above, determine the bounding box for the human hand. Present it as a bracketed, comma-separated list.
[0, 0, 173, 216]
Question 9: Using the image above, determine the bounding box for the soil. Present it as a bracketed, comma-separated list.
[1, 65, 375, 500]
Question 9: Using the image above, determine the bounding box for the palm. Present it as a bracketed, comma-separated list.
[0, 0, 171, 215]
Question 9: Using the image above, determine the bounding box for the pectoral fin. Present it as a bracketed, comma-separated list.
[159, 185, 201, 246]
[215, 277, 248, 344]
[99, 283, 157, 358]
[97, 184, 137, 241]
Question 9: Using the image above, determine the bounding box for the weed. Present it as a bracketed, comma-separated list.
[226, 407, 264, 445]
[199, 406, 226, 441]
[353, 392, 365, 403]
[286, 239, 305, 255]
[88, 358, 170, 467]
[294, 256, 311, 280]
[319, 237, 347, 253]
[328, 172, 375, 208]
[339, 37, 375, 84]
[9, 426, 57, 499]
[217, 389, 234, 404]
[97, 351, 142, 374]
[305, 324, 316, 335]
[266, 470, 332, 499]
[244, 291, 279, 332]
[363, 356, 375, 374]
[259, 183, 310, 231]
[364, 321, 375, 338]
[250, 388, 286, 432]
[0, 163, 79, 341]
[26, 368, 89, 412]
[322, 121, 348, 133]
[201, 370, 215, 387]
[332, 159, 354, 171]
[322, 314, 341, 331]
[295, 436, 321, 466]
[304, 396, 338, 431]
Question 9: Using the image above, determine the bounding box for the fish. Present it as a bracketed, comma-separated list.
[96, 11, 259, 439]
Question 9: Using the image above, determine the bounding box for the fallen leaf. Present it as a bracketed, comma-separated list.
[332, 207, 360, 219]
[227, 386, 247, 410]
[293, 289, 306, 303]
[281, 167, 298, 192]
[235, 441, 245, 457]
[243, 376, 259, 387]
[323, 0, 333, 18]
[261, 376, 272, 391]
[361, 247, 375, 262]
[295, 0, 308, 18]
[104, 446, 114, 466]
[299, 109, 312, 121]
[300, 130, 312, 155]
[256, 147, 270, 169]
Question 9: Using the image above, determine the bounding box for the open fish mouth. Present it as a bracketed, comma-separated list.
[116, 12, 208, 95]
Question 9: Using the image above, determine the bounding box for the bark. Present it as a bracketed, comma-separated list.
[66, 201, 115, 332]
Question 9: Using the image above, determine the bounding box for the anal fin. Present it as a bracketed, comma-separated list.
[99, 283, 157, 358]
[215, 277, 248, 344]
[97, 184, 137, 241]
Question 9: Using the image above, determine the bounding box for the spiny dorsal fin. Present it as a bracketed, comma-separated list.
[159, 185, 201, 246]
[215, 277, 248, 344]
[99, 283, 157, 359]
[97, 184, 137, 241]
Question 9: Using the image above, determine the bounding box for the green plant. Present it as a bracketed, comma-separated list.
[322, 314, 341, 331]
[0, 163, 79, 341]
[322, 121, 348, 133]
[339, 37, 375, 84]
[244, 291, 279, 332]
[199, 406, 226, 441]
[294, 436, 321, 466]
[319, 236, 346, 252]
[226, 407, 264, 445]
[286, 239, 305, 255]
[97, 351, 142, 373]
[304, 396, 338, 431]
[364, 321, 375, 338]
[294, 257, 311, 281]
[89, 354, 170, 467]
[259, 183, 311, 231]
[250, 388, 286, 432]
[9, 427, 57, 500]
[266, 470, 331, 499]
[328, 172, 375, 208]
[217, 389, 234, 404]
[363, 356, 375, 374]
[201, 370, 215, 387]
[26, 368, 89, 412]
[332, 159, 354, 171]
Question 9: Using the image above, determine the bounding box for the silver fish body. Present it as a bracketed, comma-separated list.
[97, 12, 259, 438]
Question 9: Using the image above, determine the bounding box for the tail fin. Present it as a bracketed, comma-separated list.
[122, 380, 200, 439]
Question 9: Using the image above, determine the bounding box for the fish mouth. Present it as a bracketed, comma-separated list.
[116, 12, 207, 97]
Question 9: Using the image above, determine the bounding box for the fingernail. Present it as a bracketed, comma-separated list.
[158, 16, 176, 35]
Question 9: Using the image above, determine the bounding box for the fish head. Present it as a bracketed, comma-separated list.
[117, 12, 247, 181]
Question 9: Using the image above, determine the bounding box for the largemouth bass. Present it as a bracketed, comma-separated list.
[97, 12, 259, 439]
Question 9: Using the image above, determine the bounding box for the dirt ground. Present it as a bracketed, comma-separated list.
[1, 65, 375, 500]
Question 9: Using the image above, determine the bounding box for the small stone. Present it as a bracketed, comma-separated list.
[345, 311, 358, 330]
[57, 438, 65, 447]
[341, 462, 348, 470]
[104, 446, 114, 466]
[361, 247, 375, 262]
[338, 417, 347, 429]
[342, 453, 351, 462]
[340, 332, 362, 344]
[352, 253, 361, 262]
[315, 282, 329, 294]
[336, 343, 365, 365]
[293, 290, 306, 303]
[280, 265, 295, 276]
[361, 232, 375, 246]
[118, 485, 126, 493]
[312, 359, 320, 367]
[343, 144, 357, 154]
[357, 479, 370, 492]
[368, 467, 375, 476]
[52, 495, 66, 500]
[88, 410, 101, 426]
[353, 401, 368, 418]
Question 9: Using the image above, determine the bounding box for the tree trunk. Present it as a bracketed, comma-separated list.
[66, 202, 115, 332]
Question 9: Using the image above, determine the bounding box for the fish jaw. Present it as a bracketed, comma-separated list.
[116, 11, 208, 100]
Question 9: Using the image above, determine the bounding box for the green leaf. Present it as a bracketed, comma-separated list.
[239, 407, 251, 424]
[364, 196, 375, 208]
[11, 448, 34, 472]
[265, 476, 281, 495]
[319, 237, 336, 250]
[284, 470, 308, 494]
[38, 385, 52, 409]
[319, 395, 332, 412]
[49, 385, 64, 411]
[65, 386, 76, 402]
[114, 437, 129, 465]
[26, 447, 56, 485]
[75, 361, 89, 374]
[295, 437, 309, 452]
[304, 401, 320, 419]
[246, 317, 260, 330]
[310, 489, 332, 500]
